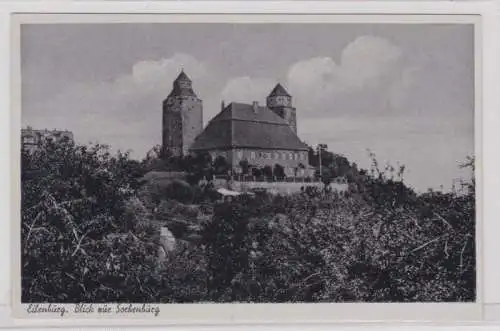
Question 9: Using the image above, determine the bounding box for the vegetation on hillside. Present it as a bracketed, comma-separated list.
[21, 139, 475, 302]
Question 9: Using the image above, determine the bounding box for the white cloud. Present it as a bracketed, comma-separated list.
[22, 36, 470, 192]
[23, 53, 213, 158]
[220, 76, 275, 105]
[131, 54, 209, 86]
[339, 35, 402, 89]
[206, 36, 409, 120]
[286, 57, 339, 99]
[286, 35, 408, 117]
[210, 35, 472, 191]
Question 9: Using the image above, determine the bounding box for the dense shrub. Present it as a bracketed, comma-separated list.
[21, 141, 476, 303]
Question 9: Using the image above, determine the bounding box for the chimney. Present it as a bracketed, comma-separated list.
[221, 100, 225, 111]
[252, 101, 259, 113]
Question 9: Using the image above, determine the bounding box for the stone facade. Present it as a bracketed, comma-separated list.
[266, 84, 297, 134]
[162, 71, 203, 157]
[209, 148, 309, 177]
[21, 127, 74, 153]
[163, 70, 314, 178]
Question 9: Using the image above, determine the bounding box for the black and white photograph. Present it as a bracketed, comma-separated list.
[16, 14, 478, 311]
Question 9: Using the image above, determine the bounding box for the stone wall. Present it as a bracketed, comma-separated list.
[162, 95, 203, 156]
[224, 180, 348, 195]
[180, 96, 203, 156]
[162, 110, 183, 156]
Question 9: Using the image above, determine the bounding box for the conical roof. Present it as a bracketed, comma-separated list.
[268, 83, 291, 97]
[168, 70, 196, 97]
[174, 69, 191, 83]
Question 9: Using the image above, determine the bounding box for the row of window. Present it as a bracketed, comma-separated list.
[246, 151, 305, 161]
[209, 150, 307, 162]
[22, 135, 72, 145]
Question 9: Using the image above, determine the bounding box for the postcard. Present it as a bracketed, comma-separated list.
[7, 4, 485, 325]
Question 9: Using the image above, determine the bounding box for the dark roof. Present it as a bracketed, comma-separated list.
[167, 70, 197, 97]
[175, 70, 191, 83]
[190, 102, 308, 151]
[210, 102, 285, 124]
[268, 83, 291, 97]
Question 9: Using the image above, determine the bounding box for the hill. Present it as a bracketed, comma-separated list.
[20, 140, 475, 302]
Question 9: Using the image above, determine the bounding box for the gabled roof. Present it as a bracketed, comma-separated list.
[190, 102, 308, 151]
[210, 102, 285, 124]
[268, 83, 291, 97]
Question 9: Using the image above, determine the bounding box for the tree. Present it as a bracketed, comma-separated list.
[22, 138, 476, 303]
[21, 139, 162, 303]
[201, 202, 253, 300]
[320, 166, 333, 187]
[308, 147, 318, 167]
[262, 165, 273, 179]
[213, 156, 229, 175]
[460, 155, 475, 195]
[252, 167, 263, 178]
[239, 159, 250, 175]
[273, 164, 285, 180]
[186, 152, 213, 184]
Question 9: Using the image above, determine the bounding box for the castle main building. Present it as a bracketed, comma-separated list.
[162, 70, 311, 177]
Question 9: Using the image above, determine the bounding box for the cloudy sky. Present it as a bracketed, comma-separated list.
[21, 23, 474, 192]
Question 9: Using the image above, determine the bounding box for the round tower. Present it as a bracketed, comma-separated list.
[266, 83, 297, 134]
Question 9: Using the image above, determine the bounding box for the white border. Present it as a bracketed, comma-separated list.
[0, 0, 498, 327]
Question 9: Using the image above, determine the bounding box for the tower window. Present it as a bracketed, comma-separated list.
[251, 151, 255, 159]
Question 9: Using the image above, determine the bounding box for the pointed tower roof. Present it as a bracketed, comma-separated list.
[168, 69, 197, 97]
[175, 69, 192, 83]
[268, 83, 291, 97]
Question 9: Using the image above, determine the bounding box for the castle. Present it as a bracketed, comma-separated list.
[162, 70, 313, 177]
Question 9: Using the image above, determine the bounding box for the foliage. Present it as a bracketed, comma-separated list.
[21, 141, 476, 303]
[252, 167, 263, 178]
[21, 140, 164, 302]
[239, 160, 251, 175]
[262, 165, 273, 179]
[273, 164, 285, 180]
[309, 144, 360, 184]
[213, 156, 230, 175]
